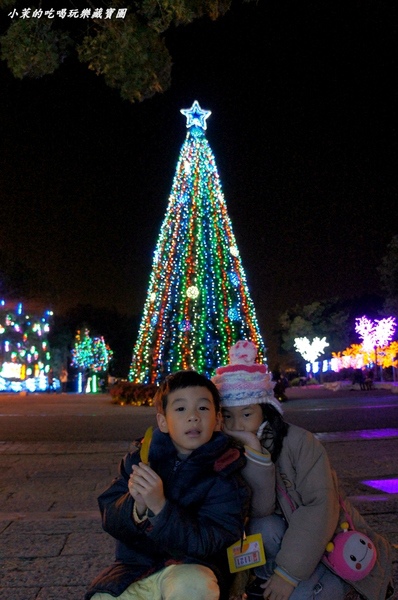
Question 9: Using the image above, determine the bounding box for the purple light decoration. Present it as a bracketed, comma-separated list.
[354, 428, 398, 440]
[315, 428, 398, 443]
[362, 479, 398, 494]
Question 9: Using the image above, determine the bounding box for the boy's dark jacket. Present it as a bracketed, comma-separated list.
[85, 428, 251, 599]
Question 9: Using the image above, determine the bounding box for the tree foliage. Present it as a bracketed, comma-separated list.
[77, 14, 171, 102]
[279, 300, 350, 356]
[0, 0, 250, 102]
[1, 18, 71, 78]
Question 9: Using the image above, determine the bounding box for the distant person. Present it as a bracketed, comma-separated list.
[299, 375, 307, 386]
[107, 373, 116, 389]
[352, 368, 366, 390]
[59, 367, 68, 393]
[365, 368, 374, 390]
[85, 370, 251, 600]
[99, 377, 107, 393]
[47, 368, 54, 393]
[273, 374, 288, 403]
[272, 368, 281, 382]
[213, 340, 394, 600]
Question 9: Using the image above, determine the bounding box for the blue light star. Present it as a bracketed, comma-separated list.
[180, 100, 211, 130]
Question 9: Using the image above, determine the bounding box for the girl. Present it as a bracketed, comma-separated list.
[212, 340, 394, 600]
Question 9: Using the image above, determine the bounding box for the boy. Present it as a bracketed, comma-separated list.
[85, 370, 251, 600]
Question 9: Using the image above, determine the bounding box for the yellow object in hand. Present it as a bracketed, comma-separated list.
[140, 426, 153, 464]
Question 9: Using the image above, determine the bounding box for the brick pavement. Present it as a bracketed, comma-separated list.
[0, 398, 397, 599]
[0, 440, 129, 599]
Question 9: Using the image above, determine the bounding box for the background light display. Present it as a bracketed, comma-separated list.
[129, 101, 266, 383]
[329, 316, 398, 374]
[0, 300, 54, 392]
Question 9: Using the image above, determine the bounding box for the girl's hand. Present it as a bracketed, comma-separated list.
[222, 425, 262, 452]
[262, 573, 295, 600]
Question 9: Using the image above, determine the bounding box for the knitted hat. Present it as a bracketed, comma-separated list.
[212, 340, 283, 413]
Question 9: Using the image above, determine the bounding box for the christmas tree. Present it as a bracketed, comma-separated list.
[71, 328, 113, 375]
[71, 327, 113, 393]
[130, 101, 266, 384]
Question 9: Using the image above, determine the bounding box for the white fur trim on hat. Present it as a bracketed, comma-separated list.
[211, 340, 283, 414]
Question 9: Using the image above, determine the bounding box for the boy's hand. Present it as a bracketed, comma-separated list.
[128, 474, 147, 516]
[130, 462, 166, 515]
[262, 573, 295, 600]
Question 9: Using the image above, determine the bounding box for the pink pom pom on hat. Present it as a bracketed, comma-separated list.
[212, 340, 282, 413]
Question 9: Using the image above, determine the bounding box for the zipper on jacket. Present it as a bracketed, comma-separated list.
[172, 459, 183, 473]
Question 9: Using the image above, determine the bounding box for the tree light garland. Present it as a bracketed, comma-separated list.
[129, 102, 266, 383]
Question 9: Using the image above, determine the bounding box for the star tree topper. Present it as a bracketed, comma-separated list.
[180, 100, 211, 130]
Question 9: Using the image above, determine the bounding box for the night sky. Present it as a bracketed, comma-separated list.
[0, 1, 397, 364]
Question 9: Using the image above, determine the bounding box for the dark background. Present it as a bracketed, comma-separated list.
[0, 0, 397, 366]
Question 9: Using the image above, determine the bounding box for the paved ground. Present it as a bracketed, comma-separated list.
[0, 390, 397, 599]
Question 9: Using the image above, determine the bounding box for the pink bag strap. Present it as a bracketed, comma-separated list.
[276, 487, 356, 530]
[277, 484, 355, 532]
[276, 482, 296, 513]
[338, 496, 355, 530]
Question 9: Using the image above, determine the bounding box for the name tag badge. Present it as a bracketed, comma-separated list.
[227, 533, 266, 573]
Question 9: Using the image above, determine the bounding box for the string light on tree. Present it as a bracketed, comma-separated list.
[294, 336, 329, 363]
[129, 101, 266, 383]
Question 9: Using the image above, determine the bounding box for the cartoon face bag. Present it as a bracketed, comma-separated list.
[323, 502, 377, 581]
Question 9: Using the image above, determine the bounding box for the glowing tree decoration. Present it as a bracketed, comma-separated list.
[355, 316, 396, 351]
[294, 336, 329, 363]
[332, 345, 369, 370]
[379, 341, 398, 369]
[355, 315, 396, 379]
[71, 328, 113, 374]
[130, 101, 266, 384]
